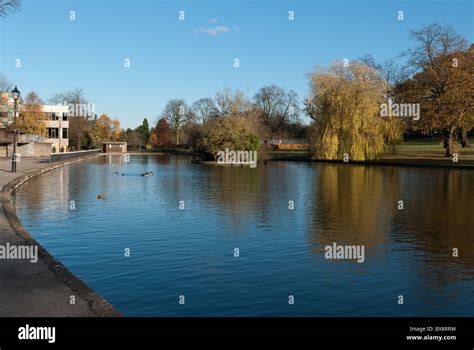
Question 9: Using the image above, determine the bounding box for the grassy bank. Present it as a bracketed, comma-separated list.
[382, 140, 474, 160]
[267, 140, 474, 167]
[127, 148, 199, 156]
[130, 141, 474, 167]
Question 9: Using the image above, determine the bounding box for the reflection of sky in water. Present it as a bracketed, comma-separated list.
[13, 155, 474, 316]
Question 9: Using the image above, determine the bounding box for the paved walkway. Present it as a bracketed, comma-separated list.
[0, 157, 120, 316]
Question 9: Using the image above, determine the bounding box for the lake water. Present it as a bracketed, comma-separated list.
[14, 155, 474, 316]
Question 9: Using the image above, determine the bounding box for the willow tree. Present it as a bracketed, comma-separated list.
[361, 55, 407, 153]
[305, 61, 387, 161]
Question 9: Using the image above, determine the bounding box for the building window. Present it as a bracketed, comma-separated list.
[48, 113, 58, 121]
[48, 128, 59, 138]
[62, 113, 68, 121]
[62, 128, 68, 139]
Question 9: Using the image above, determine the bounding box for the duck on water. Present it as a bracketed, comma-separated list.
[111, 171, 154, 177]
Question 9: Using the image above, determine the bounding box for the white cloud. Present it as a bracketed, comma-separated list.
[195, 20, 239, 37]
[196, 26, 230, 36]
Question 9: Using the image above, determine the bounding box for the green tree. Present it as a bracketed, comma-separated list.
[197, 116, 260, 160]
[136, 118, 150, 144]
[80, 131, 93, 150]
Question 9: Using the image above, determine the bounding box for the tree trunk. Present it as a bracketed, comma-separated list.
[443, 126, 456, 157]
[461, 128, 471, 148]
[176, 128, 179, 145]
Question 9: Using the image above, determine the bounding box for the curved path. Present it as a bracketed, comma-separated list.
[0, 157, 120, 317]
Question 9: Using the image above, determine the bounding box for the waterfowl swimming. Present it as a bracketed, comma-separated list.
[141, 172, 154, 177]
[112, 171, 119, 175]
[96, 194, 107, 199]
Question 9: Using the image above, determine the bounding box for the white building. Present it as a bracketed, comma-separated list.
[1, 94, 70, 154]
[41, 105, 69, 153]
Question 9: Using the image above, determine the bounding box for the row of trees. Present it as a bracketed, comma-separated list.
[0, 83, 123, 150]
[136, 84, 302, 160]
[144, 24, 472, 161]
[306, 23, 473, 160]
[2, 20, 471, 160]
[47, 89, 122, 150]
[153, 85, 301, 147]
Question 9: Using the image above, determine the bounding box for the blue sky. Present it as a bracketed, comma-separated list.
[1, 0, 472, 128]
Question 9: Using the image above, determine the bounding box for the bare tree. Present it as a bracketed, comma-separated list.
[405, 23, 467, 74]
[254, 84, 300, 135]
[0, 73, 13, 92]
[0, 0, 21, 17]
[161, 99, 192, 145]
[214, 87, 250, 117]
[359, 54, 407, 93]
[191, 97, 216, 124]
[49, 88, 88, 114]
[49, 88, 92, 150]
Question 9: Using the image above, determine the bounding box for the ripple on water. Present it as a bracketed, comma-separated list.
[13, 155, 474, 316]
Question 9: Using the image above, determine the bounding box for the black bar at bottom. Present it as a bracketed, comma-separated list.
[0, 317, 472, 346]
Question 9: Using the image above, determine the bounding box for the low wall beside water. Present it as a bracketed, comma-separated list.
[0, 142, 52, 158]
[50, 149, 100, 162]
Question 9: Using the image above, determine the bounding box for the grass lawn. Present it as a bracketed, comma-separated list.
[268, 139, 474, 163]
[268, 149, 311, 159]
[384, 139, 474, 156]
[393, 141, 445, 151]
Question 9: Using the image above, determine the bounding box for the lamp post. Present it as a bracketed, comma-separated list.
[11, 86, 20, 173]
